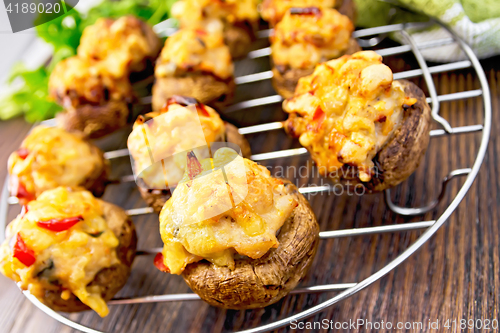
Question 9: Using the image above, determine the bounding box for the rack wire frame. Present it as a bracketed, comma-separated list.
[0, 18, 491, 333]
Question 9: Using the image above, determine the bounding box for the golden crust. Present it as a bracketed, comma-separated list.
[49, 57, 136, 110]
[283, 51, 418, 184]
[129, 99, 227, 203]
[171, 0, 259, 58]
[182, 180, 319, 309]
[50, 16, 159, 139]
[271, 7, 354, 69]
[172, 0, 260, 26]
[77, 16, 161, 77]
[271, 38, 361, 99]
[138, 122, 252, 213]
[260, 0, 356, 26]
[126, 18, 161, 74]
[156, 27, 234, 80]
[8, 127, 110, 202]
[50, 56, 136, 139]
[339, 80, 431, 192]
[152, 74, 235, 112]
[261, 0, 334, 26]
[36, 201, 137, 313]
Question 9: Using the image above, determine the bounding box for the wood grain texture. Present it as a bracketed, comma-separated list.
[0, 46, 499, 333]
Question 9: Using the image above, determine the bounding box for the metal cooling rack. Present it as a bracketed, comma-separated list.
[0, 16, 491, 333]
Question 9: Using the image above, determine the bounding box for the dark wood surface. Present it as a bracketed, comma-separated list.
[0, 44, 499, 333]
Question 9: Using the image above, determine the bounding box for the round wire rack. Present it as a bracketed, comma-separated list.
[0, 15, 491, 333]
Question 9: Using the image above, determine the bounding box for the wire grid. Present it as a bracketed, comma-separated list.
[0, 18, 491, 333]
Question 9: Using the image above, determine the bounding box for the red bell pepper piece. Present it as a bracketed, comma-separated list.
[195, 104, 210, 117]
[290, 7, 322, 16]
[195, 29, 207, 36]
[187, 151, 203, 180]
[313, 107, 325, 124]
[307, 107, 326, 132]
[36, 216, 84, 232]
[196, 105, 210, 117]
[16, 148, 29, 159]
[153, 253, 169, 273]
[10, 176, 35, 204]
[17, 183, 34, 202]
[13, 233, 36, 267]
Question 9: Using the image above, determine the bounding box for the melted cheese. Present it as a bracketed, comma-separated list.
[283, 51, 409, 182]
[49, 56, 134, 108]
[77, 16, 159, 78]
[8, 126, 105, 200]
[172, 0, 260, 26]
[271, 8, 353, 69]
[127, 103, 226, 189]
[50, 16, 156, 107]
[0, 187, 120, 317]
[260, 0, 336, 25]
[155, 26, 233, 80]
[159, 149, 297, 274]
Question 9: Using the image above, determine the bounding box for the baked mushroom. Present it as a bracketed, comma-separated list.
[171, 0, 260, 59]
[128, 96, 251, 213]
[152, 26, 235, 112]
[77, 16, 161, 80]
[270, 7, 360, 98]
[260, 0, 356, 26]
[49, 57, 136, 139]
[155, 148, 319, 309]
[8, 126, 109, 205]
[50, 16, 161, 139]
[283, 51, 432, 192]
[0, 187, 137, 317]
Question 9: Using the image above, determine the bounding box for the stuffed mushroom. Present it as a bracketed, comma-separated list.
[49, 57, 136, 139]
[128, 96, 251, 213]
[152, 27, 235, 112]
[77, 16, 161, 80]
[270, 7, 360, 98]
[49, 16, 161, 138]
[8, 126, 109, 205]
[171, 0, 260, 59]
[283, 51, 432, 192]
[260, 0, 356, 26]
[155, 148, 319, 309]
[0, 187, 137, 317]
